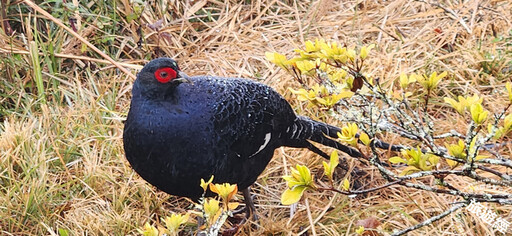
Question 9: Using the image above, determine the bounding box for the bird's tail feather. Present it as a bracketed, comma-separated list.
[282, 116, 361, 158]
[298, 116, 403, 152]
[297, 116, 362, 158]
[283, 116, 402, 160]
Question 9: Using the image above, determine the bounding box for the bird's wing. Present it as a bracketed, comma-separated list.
[211, 78, 296, 159]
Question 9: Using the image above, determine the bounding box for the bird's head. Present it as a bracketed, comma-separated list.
[134, 58, 192, 98]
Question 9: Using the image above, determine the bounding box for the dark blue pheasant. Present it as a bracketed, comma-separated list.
[123, 58, 361, 210]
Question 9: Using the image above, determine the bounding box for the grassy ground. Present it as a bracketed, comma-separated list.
[1, 0, 512, 235]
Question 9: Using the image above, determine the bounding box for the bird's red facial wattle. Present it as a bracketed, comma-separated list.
[155, 67, 177, 83]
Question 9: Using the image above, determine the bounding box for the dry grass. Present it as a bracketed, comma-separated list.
[1, 0, 512, 235]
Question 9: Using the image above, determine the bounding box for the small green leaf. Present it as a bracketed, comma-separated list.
[58, 228, 69, 236]
[126, 13, 139, 22]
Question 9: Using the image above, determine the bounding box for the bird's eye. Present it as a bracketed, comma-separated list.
[154, 67, 177, 83]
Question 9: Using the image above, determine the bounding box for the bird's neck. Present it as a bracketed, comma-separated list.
[132, 81, 180, 102]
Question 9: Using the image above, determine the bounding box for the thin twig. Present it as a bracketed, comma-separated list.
[391, 202, 466, 236]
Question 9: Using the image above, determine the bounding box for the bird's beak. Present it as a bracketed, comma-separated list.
[175, 72, 193, 85]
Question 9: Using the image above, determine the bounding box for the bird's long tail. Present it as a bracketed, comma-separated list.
[281, 116, 356, 159]
[283, 116, 400, 160]
[288, 116, 506, 168]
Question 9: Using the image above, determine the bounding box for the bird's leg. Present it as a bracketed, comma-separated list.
[231, 188, 258, 222]
[242, 188, 259, 222]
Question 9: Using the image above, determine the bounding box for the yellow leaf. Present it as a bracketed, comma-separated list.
[506, 82, 512, 103]
[446, 140, 466, 159]
[504, 113, 512, 132]
[444, 97, 465, 115]
[295, 60, 316, 75]
[227, 202, 240, 210]
[389, 156, 406, 164]
[200, 175, 214, 192]
[399, 166, 421, 176]
[305, 40, 316, 52]
[446, 159, 459, 168]
[330, 151, 340, 170]
[347, 48, 356, 61]
[81, 43, 88, 53]
[322, 161, 332, 179]
[427, 154, 440, 168]
[209, 183, 238, 203]
[296, 164, 313, 184]
[324, 151, 340, 180]
[399, 73, 409, 89]
[265, 52, 288, 70]
[163, 213, 190, 233]
[289, 88, 315, 102]
[359, 132, 371, 146]
[342, 178, 350, 191]
[311, 84, 328, 96]
[399, 72, 417, 89]
[417, 71, 446, 90]
[283, 164, 315, 189]
[355, 226, 365, 235]
[281, 186, 306, 205]
[203, 199, 220, 219]
[464, 94, 483, 108]
[339, 90, 355, 98]
[138, 222, 159, 236]
[338, 123, 359, 146]
[470, 103, 488, 125]
[360, 44, 374, 60]
[490, 126, 504, 140]
[329, 69, 347, 82]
